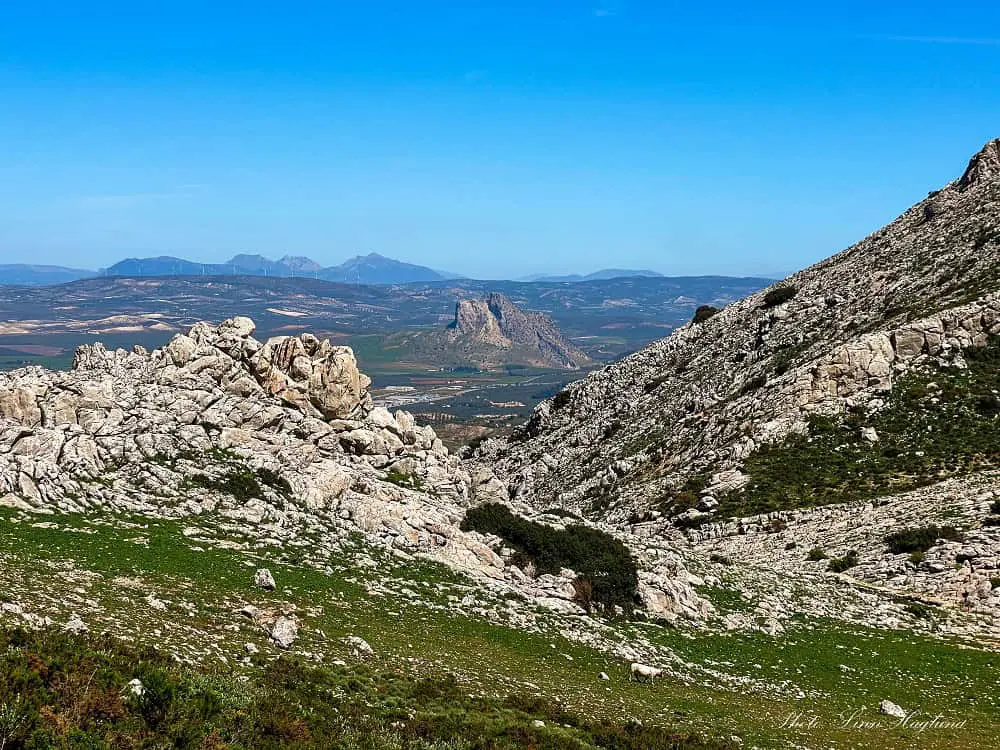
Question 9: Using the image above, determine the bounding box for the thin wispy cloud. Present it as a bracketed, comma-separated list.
[867, 34, 1000, 46]
[77, 185, 209, 210]
[592, 3, 621, 18]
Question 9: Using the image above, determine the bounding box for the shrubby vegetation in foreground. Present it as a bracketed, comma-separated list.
[0, 627, 729, 750]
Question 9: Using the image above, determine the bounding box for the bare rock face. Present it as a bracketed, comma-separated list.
[448, 293, 590, 369]
[453, 298, 508, 347]
[251, 334, 371, 420]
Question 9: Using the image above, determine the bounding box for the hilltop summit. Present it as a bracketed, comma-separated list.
[958, 137, 1000, 191]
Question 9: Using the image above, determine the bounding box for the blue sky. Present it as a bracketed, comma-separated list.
[1, 1, 998, 279]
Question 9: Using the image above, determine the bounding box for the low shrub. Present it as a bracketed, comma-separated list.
[806, 548, 828, 561]
[186, 470, 263, 501]
[692, 305, 720, 324]
[885, 526, 962, 555]
[905, 601, 935, 620]
[828, 551, 859, 573]
[461, 503, 639, 612]
[673, 513, 713, 530]
[644, 374, 671, 393]
[739, 375, 767, 396]
[552, 388, 572, 410]
[185, 465, 292, 502]
[762, 285, 797, 308]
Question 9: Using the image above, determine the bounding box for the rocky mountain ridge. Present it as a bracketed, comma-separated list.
[479, 139, 1000, 517]
[466, 139, 1000, 641]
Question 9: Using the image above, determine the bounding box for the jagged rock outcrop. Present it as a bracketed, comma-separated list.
[0, 317, 704, 624]
[446, 293, 590, 370]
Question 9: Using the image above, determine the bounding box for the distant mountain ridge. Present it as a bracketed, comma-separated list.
[0, 264, 95, 286]
[523, 268, 665, 283]
[101, 252, 458, 285]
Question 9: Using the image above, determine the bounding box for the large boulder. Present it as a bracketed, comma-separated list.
[251, 334, 372, 420]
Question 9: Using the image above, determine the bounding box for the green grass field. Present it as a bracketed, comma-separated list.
[0, 508, 996, 748]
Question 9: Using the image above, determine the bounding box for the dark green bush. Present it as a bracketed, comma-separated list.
[905, 601, 935, 620]
[806, 548, 828, 561]
[828, 551, 859, 573]
[692, 305, 720, 324]
[185, 465, 291, 502]
[739, 375, 767, 396]
[644, 374, 671, 393]
[552, 388, 572, 410]
[762, 285, 797, 308]
[187, 470, 263, 501]
[461, 503, 639, 612]
[885, 526, 962, 555]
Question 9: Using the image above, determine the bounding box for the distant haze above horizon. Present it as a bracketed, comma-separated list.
[0, 2, 997, 278]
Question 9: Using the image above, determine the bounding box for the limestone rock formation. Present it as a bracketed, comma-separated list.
[446, 293, 591, 370]
[0, 318, 704, 625]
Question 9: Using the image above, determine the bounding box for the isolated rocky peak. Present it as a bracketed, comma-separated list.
[449, 293, 590, 369]
[278, 255, 322, 273]
[958, 137, 1000, 191]
[479, 138, 1000, 520]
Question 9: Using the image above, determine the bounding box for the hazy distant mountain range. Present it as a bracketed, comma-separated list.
[0, 253, 681, 286]
[0, 264, 96, 286]
[102, 253, 461, 285]
[520, 269, 664, 283]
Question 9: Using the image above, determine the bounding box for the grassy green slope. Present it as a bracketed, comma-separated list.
[0, 509, 997, 748]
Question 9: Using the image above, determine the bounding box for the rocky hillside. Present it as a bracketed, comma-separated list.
[472, 140, 1000, 641]
[445, 292, 591, 369]
[480, 139, 1000, 515]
